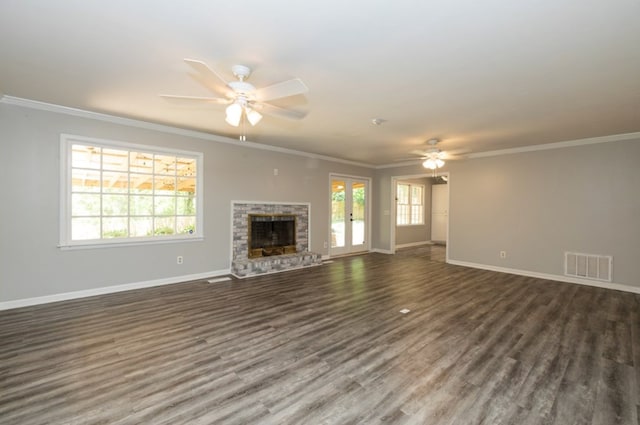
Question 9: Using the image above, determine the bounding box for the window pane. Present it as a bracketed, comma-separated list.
[397, 184, 409, 204]
[176, 197, 196, 215]
[72, 193, 100, 216]
[154, 176, 175, 193]
[102, 148, 128, 171]
[130, 217, 153, 237]
[154, 196, 175, 215]
[397, 205, 409, 225]
[177, 177, 196, 195]
[154, 217, 175, 235]
[130, 152, 153, 174]
[154, 155, 176, 175]
[411, 186, 423, 205]
[102, 171, 128, 193]
[71, 217, 100, 240]
[411, 205, 424, 224]
[130, 173, 153, 194]
[177, 157, 197, 177]
[130, 195, 153, 216]
[102, 194, 128, 216]
[72, 145, 101, 169]
[72, 169, 101, 192]
[177, 216, 196, 235]
[102, 217, 128, 238]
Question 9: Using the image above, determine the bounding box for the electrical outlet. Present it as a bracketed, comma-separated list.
[177, 256, 183, 264]
[324, 241, 328, 249]
[500, 251, 507, 259]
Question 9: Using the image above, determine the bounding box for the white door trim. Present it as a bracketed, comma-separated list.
[329, 174, 372, 257]
[390, 172, 450, 262]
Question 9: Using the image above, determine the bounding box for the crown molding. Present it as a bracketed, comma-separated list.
[375, 131, 640, 169]
[375, 160, 422, 169]
[0, 95, 375, 169]
[467, 132, 640, 159]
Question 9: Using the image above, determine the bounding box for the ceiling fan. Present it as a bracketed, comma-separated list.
[160, 59, 308, 130]
[405, 139, 464, 170]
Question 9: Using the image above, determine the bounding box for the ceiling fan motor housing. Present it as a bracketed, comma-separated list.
[228, 81, 256, 95]
[231, 64, 252, 80]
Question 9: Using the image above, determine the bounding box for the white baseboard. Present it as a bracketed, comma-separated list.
[371, 248, 394, 255]
[447, 259, 640, 294]
[395, 241, 434, 249]
[0, 269, 230, 311]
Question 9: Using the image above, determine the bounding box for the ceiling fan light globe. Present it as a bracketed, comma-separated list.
[247, 109, 262, 126]
[436, 159, 445, 168]
[225, 103, 243, 127]
[423, 159, 437, 170]
[225, 115, 240, 127]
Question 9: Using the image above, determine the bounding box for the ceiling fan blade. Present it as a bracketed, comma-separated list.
[257, 102, 308, 120]
[440, 153, 465, 160]
[184, 58, 233, 97]
[255, 78, 308, 102]
[159, 94, 231, 105]
[410, 150, 430, 156]
[439, 149, 470, 160]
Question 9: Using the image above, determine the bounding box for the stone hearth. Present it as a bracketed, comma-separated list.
[231, 202, 322, 278]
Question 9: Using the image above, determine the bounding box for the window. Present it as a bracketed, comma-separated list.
[396, 182, 424, 225]
[60, 134, 203, 247]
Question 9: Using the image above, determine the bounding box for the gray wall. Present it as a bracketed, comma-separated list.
[2, 100, 639, 303]
[372, 138, 640, 288]
[447, 139, 640, 287]
[0, 103, 373, 302]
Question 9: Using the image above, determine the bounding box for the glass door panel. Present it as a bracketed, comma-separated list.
[331, 180, 346, 248]
[351, 182, 366, 247]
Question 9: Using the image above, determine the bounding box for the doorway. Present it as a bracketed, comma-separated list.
[330, 175, 370, 256]
[390, 173, 449, 259]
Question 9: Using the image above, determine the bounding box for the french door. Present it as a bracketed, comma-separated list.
[330, 176, 369, 256]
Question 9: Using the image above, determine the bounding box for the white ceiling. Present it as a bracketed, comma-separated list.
[1, 0, 639, 165]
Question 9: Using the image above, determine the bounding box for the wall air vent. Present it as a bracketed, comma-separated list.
[565, 252, 612, 282]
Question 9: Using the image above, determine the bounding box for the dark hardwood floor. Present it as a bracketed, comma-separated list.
[1, 247, 639, 424]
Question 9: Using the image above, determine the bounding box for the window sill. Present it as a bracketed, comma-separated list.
[58, 236, 204, 250]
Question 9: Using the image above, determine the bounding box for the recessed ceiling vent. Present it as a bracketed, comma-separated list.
[565, 252, 612, 282]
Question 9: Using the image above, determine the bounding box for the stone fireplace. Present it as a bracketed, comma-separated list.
[231, 202, 322, 277]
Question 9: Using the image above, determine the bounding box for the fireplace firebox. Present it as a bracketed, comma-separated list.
[248, 214, 297, 258]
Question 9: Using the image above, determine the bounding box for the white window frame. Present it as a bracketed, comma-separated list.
[396, 182, 424, 226]
[59, 134, 204, 249]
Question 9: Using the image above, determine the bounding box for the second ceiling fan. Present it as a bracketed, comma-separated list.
[408, 139, 466, 170]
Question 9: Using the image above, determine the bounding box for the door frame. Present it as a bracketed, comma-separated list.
[390, 172, 450, 261]
[328, 173, 372, 258]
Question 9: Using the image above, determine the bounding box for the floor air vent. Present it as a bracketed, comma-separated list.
[565, 252, 612, 282]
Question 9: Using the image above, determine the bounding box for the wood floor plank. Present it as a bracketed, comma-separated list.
[1, 245, 639, 424]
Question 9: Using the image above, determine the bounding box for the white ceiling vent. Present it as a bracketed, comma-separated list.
[565, 252, 612, 282]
